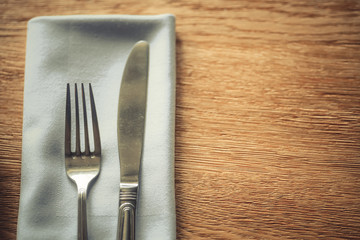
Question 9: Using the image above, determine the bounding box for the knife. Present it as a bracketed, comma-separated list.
[117, 41, 149, 240]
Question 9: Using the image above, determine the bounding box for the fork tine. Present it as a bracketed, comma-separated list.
[89, 83, 101, 155]
[82, 83, 90, 155]
[75, 83, 81, 156]
[65, 84, 72, 156]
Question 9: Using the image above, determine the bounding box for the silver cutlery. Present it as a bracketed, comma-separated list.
[117, 41, 149, 240]
[65, 83, 101, 240]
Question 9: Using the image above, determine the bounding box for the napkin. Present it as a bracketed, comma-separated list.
[17, 14, 176, 240]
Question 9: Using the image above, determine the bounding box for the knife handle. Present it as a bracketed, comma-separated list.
[117, 185, 138, 240]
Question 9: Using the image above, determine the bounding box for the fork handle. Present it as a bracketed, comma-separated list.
[117, 185, 138, 240]
[78, 188, 88, 240]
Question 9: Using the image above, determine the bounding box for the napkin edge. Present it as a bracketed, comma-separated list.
[28, 14, 176, 25]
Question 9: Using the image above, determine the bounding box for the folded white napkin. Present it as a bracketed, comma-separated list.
[17, 14, 176, 240]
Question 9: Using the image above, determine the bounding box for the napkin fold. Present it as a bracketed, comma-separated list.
[17, 14, 176, 240]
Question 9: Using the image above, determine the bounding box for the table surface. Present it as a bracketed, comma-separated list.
[1, 0, 360, 239]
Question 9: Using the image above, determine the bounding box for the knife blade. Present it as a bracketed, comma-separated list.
[117, 41, 149, 240]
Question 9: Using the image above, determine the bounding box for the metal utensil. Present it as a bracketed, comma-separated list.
[65, 83, 101, 240]
[117, 41, 149, 240]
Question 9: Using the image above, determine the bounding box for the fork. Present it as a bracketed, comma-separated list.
[65, 83, 101, 240]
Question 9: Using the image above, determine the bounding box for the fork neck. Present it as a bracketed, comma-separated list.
[78, 188, 88, 240]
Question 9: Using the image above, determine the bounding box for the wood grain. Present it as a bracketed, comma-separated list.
[1, 0, 360, 239]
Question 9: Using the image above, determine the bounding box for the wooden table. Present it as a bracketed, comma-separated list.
[1, 1, 360, 239]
